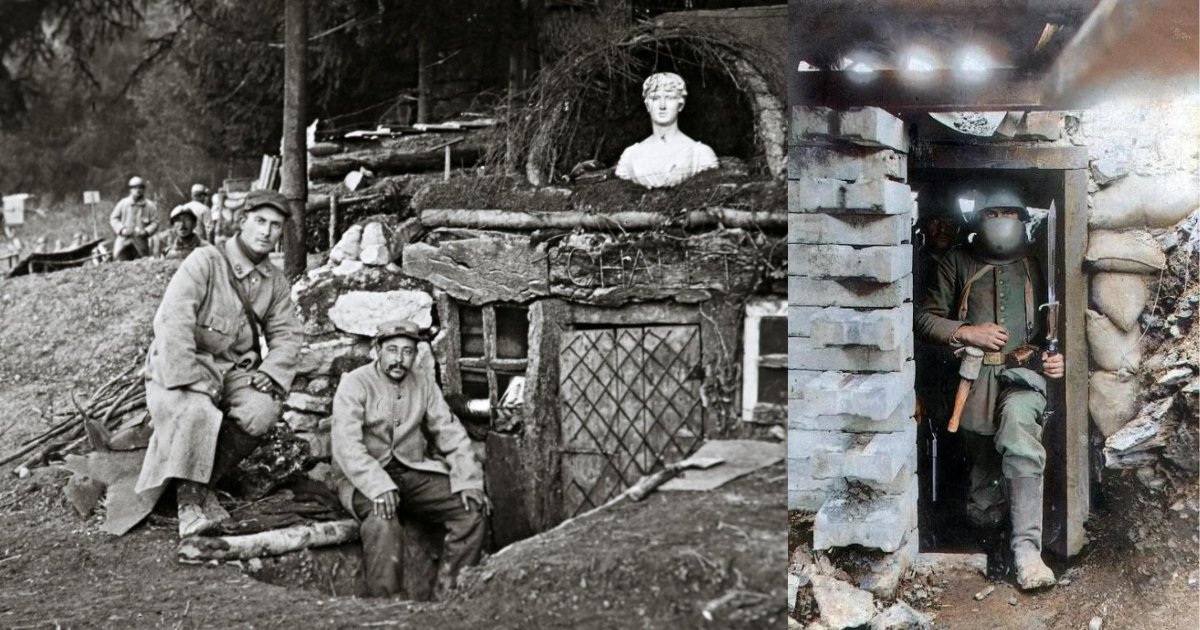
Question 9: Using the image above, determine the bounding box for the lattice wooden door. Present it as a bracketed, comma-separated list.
[559, 325, 704, 517]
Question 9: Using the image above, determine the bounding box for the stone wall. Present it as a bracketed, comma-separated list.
[787, 106, 918, 570]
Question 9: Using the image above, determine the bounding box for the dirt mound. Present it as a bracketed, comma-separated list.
[0, 258, 178, 453]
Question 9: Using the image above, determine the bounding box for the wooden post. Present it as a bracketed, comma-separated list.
[444, 145, 451, 181]
[328, 193, 339, 250]
[281, 0, 308, 279]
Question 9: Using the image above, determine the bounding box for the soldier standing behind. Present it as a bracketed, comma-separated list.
[109, 176, 160, 261]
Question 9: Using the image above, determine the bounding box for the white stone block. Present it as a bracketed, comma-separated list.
[788, 274, 912, 308]
[789, 244, 911, 283]
[789, 212, 911, 246]
[789, 333, 913, 372]
[327, 289, 434, 337]
[813, 476, 918, 552]
[789, 177, 913, 215]
[788, 144, 907, 182]
[790, 106, 908, 152]
[789, 457, 847, 512]
[809, 306, 913, 350]
[812, 422, 917, 487]
[790, 391, 915, 433]
[789, 368, 915, 422]
[788, 305, 821, 337]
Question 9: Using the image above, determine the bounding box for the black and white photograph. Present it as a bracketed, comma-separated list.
[787, 1, 1199, 629]
[0, 1, 789, 628]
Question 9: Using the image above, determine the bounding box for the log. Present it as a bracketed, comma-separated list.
[418, 207, 788, 231]
[309, 146, 484, 180]
[178, 519, 360, 561]
[307, 142, 343, 157]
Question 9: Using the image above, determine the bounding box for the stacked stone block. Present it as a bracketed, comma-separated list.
[787, 106, 918, 557]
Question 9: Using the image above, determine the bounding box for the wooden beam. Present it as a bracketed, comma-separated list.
[792, 69, 1049, 113]
[1043, 0, 1200, 106]
[1061, 167, 1090, 557]
[911, 142, 1089, 170]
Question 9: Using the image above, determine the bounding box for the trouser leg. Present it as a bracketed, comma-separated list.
[352, 490, 405, 597]
[995, 384, 1054, 589]
[962, 431, 1006, 529]
[397, 468, 486, 586]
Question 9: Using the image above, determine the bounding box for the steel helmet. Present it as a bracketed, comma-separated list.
[128, 176, 146, 188]
[971, 187, 1029, 265]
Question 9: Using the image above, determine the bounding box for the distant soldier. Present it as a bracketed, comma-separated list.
[153, 205, 210, 259]
[207, 187, 237, 247]
[109, 176, 160, 261]
[183, 184, 212, 240]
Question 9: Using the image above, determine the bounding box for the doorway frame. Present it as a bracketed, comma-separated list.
[911, 139, 1090, 557]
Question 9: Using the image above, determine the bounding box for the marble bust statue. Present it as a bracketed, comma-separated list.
[614, 72, 719, 189]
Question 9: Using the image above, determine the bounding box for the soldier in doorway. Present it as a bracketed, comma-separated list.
[916, 187, 1064, 591]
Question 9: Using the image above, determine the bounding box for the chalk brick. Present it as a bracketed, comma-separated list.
[788, 274, 912, 308]
[812, 422, 917, 486]
[788, 428, 854, 461]
[790, 390, 916, 433]
[790, 244, 911, 283]
[790, 106, 908, 153]
[789, 212, 911, 246]
[788, 305, 821, 337]
[789, 333, 913, 372]
[789, 177, 914, 215]
[788, 144, 907, 182]
[813, 476, 918, 552]
[810, 306, 913, 350]
[789, 456, 847, 511]
[1018, 111, 1063, 140]
[788, 367, 915, 421]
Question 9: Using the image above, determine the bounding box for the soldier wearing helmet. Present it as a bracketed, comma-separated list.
[109, 176, 160, 260]
[916, 185, 1065, 591]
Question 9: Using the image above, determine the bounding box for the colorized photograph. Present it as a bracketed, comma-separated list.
[787, 1, 1199, 628]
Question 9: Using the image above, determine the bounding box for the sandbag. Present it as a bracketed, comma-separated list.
[1091, 272, 1148, 332]
[1084, 230, 1166, 274]
[1090, 174, 1200, 229]
[1088, 370, 1141, 437]
[1085, 309, 1142, 371]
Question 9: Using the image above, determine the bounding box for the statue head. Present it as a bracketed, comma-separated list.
[642, 72, 688, 128]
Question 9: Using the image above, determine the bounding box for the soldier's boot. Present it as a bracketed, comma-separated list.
[1008, 476, 1056, 591]
[177, 480, 222, 538]
[177, 423, 260, 538]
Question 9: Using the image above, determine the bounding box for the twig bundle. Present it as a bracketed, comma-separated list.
[1, 363, 146, 473]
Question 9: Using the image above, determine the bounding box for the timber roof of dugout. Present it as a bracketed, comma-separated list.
[791, 0, 1200, 111]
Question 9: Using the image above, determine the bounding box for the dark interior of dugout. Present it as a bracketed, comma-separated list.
[543, 41, 759, 176]
[909, 165, 1077, 566]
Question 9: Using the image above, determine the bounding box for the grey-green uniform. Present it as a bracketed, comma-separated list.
[916, 247, 1049, 524]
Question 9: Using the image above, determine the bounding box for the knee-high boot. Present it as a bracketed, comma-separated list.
[1007, 476, 1056, 590]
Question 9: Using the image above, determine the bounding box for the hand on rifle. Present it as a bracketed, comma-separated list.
[1042, 352, 1064, 379]
[954, 323, 1009, 351]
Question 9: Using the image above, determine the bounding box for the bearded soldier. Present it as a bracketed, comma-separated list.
[916, 188, 1064, 591]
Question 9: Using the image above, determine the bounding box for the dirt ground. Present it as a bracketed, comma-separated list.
[0, 260, 786, 629]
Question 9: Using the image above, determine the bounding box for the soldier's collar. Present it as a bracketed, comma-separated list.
[223, 237, 274, 279]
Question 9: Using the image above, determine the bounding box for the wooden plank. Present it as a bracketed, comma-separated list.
[527, 299, 568, 528]
[1062, 168, 1090, 557]
[911, 142, 1089, 170]
[434, 292, 461, 396]
[569, 302, 700, 326]
[792, 69, 1049, 113]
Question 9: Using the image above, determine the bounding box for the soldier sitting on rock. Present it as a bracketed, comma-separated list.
[131, 189, 302, 538]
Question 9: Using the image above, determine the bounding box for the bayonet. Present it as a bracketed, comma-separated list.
[1039, 199, 1059, 355]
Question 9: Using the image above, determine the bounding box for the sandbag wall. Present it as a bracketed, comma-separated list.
[1068, 100, 1200, 467]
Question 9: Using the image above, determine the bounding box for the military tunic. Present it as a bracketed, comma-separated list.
[916, 247, 1050, 487]
[109, 196, 160, 258]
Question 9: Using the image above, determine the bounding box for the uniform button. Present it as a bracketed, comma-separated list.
[1000, 305, 1007, 311]
[235, 264, 243, 274]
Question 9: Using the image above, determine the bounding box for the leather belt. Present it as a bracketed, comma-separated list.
[982, 352, 1006, 366]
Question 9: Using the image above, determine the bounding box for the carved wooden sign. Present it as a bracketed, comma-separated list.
[547, 232, 782, 304]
